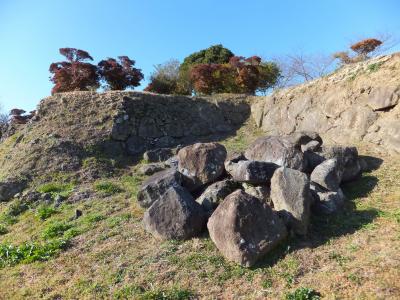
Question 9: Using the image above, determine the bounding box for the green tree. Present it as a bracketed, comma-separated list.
[179, 44, 235, 94]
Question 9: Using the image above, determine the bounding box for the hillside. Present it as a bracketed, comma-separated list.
[0, 55, 399, 299]
[251, 53, 400, 155]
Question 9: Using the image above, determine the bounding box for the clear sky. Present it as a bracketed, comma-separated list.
[1, 0, 399, 112]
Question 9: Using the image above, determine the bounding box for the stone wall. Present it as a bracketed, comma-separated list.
[110, 92, 250, 155]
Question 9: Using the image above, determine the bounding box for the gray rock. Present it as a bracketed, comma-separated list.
[301, 140, 321, 152]
[139, 163, 166, 176]
[242, 183, 271, 205]
[143, 148, 174, 163]
[225, 159, 278, 184]
[305, 146, 360, 177]
[367, 86, 400, 111]
[245, 136, 307, 172]
[286, 131, 323, 148]
[137, 169, 182, 208]
[310, 183, 346, 214]
[196, 179, 238, 214]
[178, 142, 227, 191]
[0, 179, 27, 202]
[271, 167, 312, 235]
[207, 190, 287, 267]
[310, 159, 342, 191]
[143, 185, 206, 240]
[164, 155, 179, 169]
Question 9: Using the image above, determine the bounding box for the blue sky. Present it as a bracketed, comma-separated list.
[0, 0, 399, 112]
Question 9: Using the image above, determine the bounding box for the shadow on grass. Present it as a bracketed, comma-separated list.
[253, 171, 381, 269]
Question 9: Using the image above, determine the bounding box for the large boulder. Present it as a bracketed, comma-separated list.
[367, 86, 400, 111]
[178, 143, 227, 191]
[270, 167, 312, 235]
[310, 183, 346, 214]
[0, 179, 28, 202]
[245, 136, 307, 172]
[305, 146, 362, 181]
[196, 179, 238, 215]
[143, 186, 206, 240]
[310, 158, 342, 191]
[207, 190, 287, 267]
[137, 169, 182, 208]
[225, 159, 278, 185]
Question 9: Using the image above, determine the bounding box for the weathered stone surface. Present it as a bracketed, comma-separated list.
[242, 183, 271, 205]
[178, 143, 227, 191]
[310, 183, 346, 214]
[367, 86, 400, 111]
[196, 179, 238, 215]
[286, 131, 323, 148]
[139, 163, 166, 176]
[250, 54, 400, 154]
[137, 169, 182, 208]
[310, 159, 342, 191]
[0, 179, 28, 202]
[305, 145, 359, 172]
[143, 186, 206, 240]
[301, 140, 321, 152]
[245, 136, 307, 172]
[164, 155, 179, 169]
[225, 159, 279, 184]
[271, 167, 312, 235]
[207, 190, 287, 267]
[143, 148, 174, 163]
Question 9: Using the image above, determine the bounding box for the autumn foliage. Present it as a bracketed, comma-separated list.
[98, 56, 143, 90]
[49, 48, 99, 94]
[189, 56, 280, 95]
[350, 38, 382, 57]
[49, 48, 143, 94]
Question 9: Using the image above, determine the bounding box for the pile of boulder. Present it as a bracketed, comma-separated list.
[137, 132, 367, 267]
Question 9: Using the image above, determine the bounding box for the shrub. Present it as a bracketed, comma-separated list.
[350, 38, 382, 58]
[285, 287, 321, 300]
[179, 44, 235, 94]
[144, 59, 181, 95]
[49, 48, 99, 94]
[190, 56, 280, 95]
[190, 63, 235, 95]
[36, 205, 58, 220]
[98, 56, 143, 90]
[94, 181, 123, 195]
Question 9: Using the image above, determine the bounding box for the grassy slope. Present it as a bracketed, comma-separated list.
[0, 122, 399, 300]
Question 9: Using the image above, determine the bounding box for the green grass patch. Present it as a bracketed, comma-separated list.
[82, 213, 106, 224]
[367, 62, 383, 72]
[285, 287, 321, 300]
[36, 205, 58, 220]
[0, 239, 69, 268]
[94, 181, 123, 195]
[0, 224, 8, 235]
[41, 221, 73, 239]
[37, 182, 75, 199]
[114, 285, 194, 300]
[121, 175, 145, 197]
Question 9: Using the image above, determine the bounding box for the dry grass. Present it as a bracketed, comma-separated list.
[0, 129, 399, 299]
